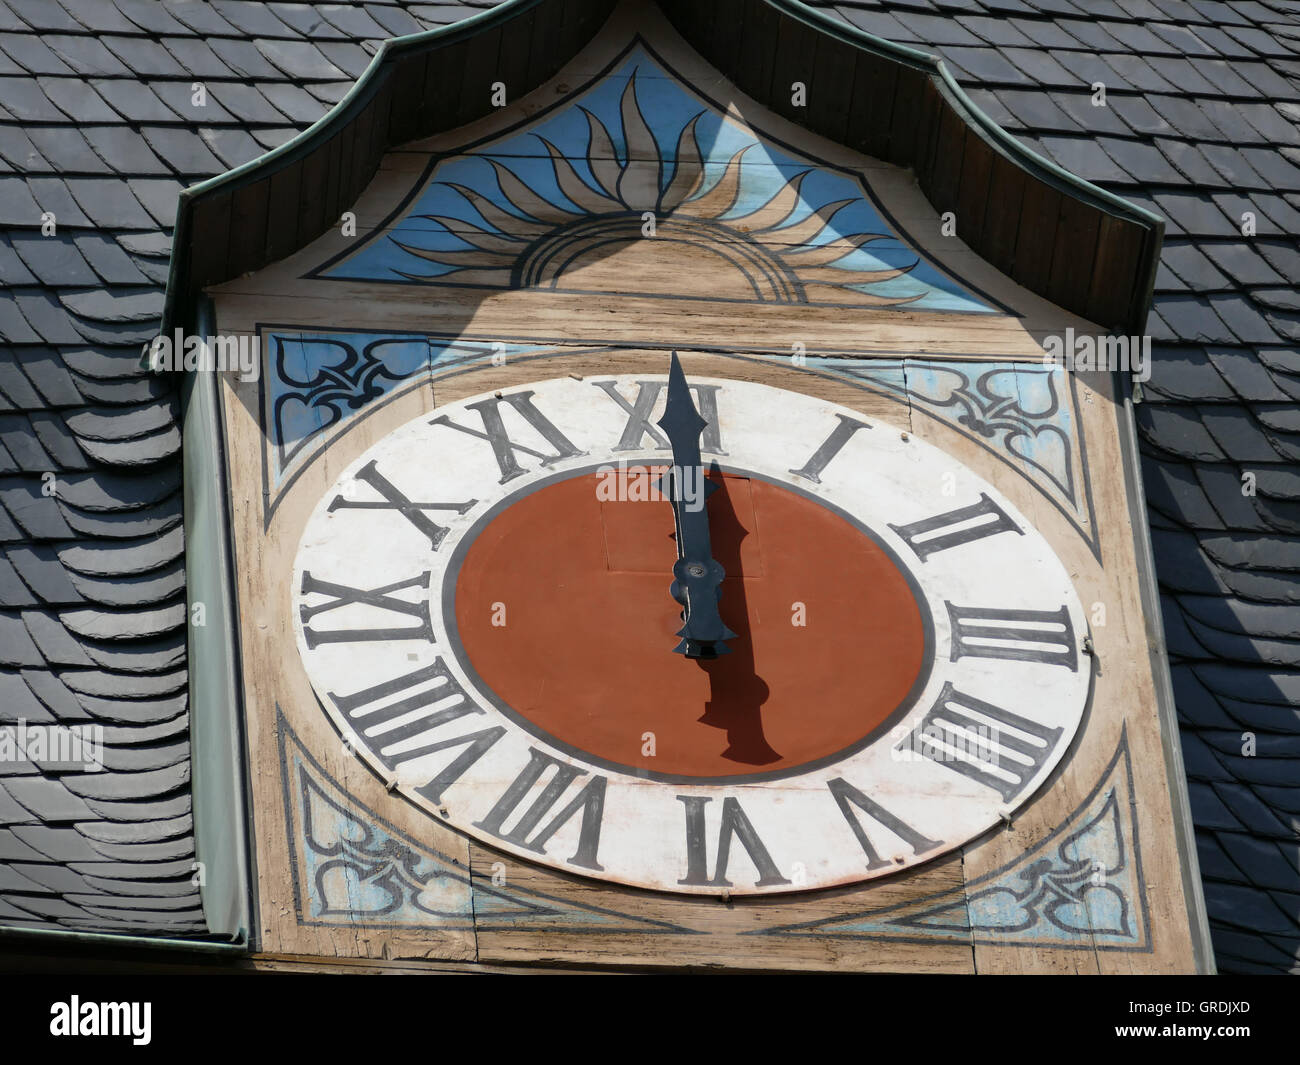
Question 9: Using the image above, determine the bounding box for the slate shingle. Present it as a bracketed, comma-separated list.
[36, 78, 120, 123]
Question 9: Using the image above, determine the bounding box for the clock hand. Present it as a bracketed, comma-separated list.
[656, 352, 735, 659]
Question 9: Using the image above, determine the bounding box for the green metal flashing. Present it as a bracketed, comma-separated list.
[180, 294, 251, 947]
[0, 923, 244, 955]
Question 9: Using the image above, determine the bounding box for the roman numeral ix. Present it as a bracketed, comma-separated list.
[299, 571, 433, 648]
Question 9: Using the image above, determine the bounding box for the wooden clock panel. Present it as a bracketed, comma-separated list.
[205, 3, 1201, 971]
[211, 343, 1194, 971]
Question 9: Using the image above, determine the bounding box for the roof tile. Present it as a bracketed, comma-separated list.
[0, 125, 51, 173]
[316, 2, 389, 39]
[36, 78, 120, 123]
[210, 0, 300, 36]
[316, 40, 374, 79]
[1096, 53, 1177, 92]
[209, 34, 285, 78]
[0, 77, 69, 121]
[89, 79, 180, 123]
[63, 178, 155, 229]
[81, 127, 172, 177]
[99, 36, 189, 79]
[109, 0, 192, 34]
[4, 0, 83, 32]
[25, 128, 113, 176]
[159, 0, 240, 36]
[265, 3, 349, 39]
[1156, 138, 1229, 186]
[25, 177, 93, 228]
[42, 35, 133, 78]
[0, 32, 74, 75]
[158, 36, 237, 79]
[0, 178, 44, 227]
[9, 235, 98, 287]
[1097, 135, 1183, 183]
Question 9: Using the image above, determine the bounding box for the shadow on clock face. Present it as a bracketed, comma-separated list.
[450, 465, 933, 785]
[693, 471, 779, 767]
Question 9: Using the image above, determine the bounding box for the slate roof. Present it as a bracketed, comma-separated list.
[0, 0, 1295, 971]
[0, 0, 491, 941]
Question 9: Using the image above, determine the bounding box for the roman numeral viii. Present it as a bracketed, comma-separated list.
[329, 660, 505, 803]
[431, 390, 585, 483]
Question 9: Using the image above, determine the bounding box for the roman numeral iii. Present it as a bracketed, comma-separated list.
[946, 603, 1078, 672]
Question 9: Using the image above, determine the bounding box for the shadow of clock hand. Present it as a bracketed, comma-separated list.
[691, 469, 779, 766]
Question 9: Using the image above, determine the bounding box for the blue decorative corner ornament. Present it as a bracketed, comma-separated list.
[754, 729, 1151, 951]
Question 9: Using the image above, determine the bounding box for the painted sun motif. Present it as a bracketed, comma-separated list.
[323, 47, 993, 313]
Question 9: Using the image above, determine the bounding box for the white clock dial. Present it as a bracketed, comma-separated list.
[291, 373, 1091, 895]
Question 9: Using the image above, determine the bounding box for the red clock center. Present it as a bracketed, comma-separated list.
[451, 468, 929, 782]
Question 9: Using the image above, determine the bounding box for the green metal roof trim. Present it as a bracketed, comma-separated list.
[161, 0, 1163, 338]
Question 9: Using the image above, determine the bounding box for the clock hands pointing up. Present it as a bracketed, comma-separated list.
[657, 352, 735, 660]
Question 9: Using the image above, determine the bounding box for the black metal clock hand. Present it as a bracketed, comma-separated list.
[656, 352, 735, 659]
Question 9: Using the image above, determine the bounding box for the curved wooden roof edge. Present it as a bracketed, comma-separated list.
[161, 0, 1164, 337]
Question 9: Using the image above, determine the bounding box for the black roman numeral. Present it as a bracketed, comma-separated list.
[900, 681, 1065, 801]
[299, 571, 433, 648]
[474, 748, 606, 870]
[677, 796, 790, 888]
[888, 494, 1023, 561]
[947, 602, 1078, 671]
[827, 778, 942, 871]
[431, 390, 585, 483]
[328, 460, 476, 550]
[329, 660, 504, 801]
[593, 378, 725, 454]
[789, 413, 872, 483]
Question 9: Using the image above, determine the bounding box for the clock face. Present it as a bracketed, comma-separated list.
[292, 371, 1090, 895]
